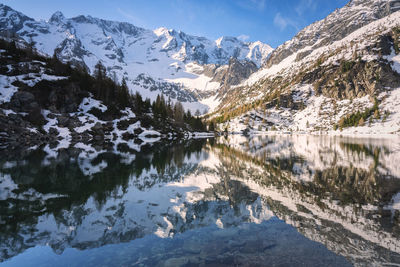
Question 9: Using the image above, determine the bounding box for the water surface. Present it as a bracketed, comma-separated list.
[0, 135, 400, 266]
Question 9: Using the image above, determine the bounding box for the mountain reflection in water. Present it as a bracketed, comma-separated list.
[0, 135, 399, 266]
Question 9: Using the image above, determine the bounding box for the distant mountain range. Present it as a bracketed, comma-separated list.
[0, 0, 400, 145]
[0, 3, 273, 112]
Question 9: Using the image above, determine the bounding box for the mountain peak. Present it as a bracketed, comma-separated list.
[154, 27, 169, 36]
[250, 40, 270, 48]
[49, 11, 65, 23]
[215, 36, 240, 47]
[0, 4, 26, 18]
[264, 0, 394, 67]
[0, 3, 11, 12]
[0, 4, 33, 32]
[0, 3, 273, 100]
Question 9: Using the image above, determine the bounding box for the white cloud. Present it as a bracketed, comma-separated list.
[295, 0, 317, 15]
[237, 34, 250, 42]
[274, 13, 287, 30]
[273, 13, 298, 31]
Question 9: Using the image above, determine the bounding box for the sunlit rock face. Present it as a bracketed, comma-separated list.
[0, 135, 399, 266]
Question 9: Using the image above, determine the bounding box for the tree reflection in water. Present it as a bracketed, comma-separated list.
[0, 135, 399, 266]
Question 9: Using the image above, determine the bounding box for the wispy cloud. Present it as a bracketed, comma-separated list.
[295, 0, 317, 16]
[237, 34, 250, 41]
[273, 13, 299, 31]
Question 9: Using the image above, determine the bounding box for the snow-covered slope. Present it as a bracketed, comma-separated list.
[0, 4, 273, 112]
[213, 0, 400, 135]
[245, 1, 400, 86]
[265, 0, 397, 67]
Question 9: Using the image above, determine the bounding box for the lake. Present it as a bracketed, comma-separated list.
[0, 135, 399, 266]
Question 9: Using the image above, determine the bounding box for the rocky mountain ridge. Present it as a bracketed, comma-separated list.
[211, 0, 400, 135]
[0, 4, 273, 112]
[265, 0, 398, 66]
[1, 1, 400, 137]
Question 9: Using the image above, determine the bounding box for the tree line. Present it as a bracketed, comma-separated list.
[0, 36, 213, 132]
[63, 58, 210, 132]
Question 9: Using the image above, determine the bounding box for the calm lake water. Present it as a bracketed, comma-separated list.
[0, 135, 400, 266]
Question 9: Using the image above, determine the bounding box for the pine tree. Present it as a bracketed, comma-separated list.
[167, 97, 174, 118]
[94, 61, 107, 101]
[134, 91, 143, 112]
[118, 77, 130, 108]
[160, 95, 167, 119]
[27, 36, 35, 56]
[153, 95, 161, 116]
[94, 61, 106, 81]
[174, 102, 184, 124]
[144, 98, 151, 112]
[9, 41, 17, 55]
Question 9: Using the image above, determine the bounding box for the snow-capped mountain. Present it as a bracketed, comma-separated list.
[213, 0, 400, 135]
[266, 0, 397, 66]
[1, 0, 400, 137]
[0, 4, 273, 112]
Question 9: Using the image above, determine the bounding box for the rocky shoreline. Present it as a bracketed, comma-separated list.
[0, 103, 214, 151]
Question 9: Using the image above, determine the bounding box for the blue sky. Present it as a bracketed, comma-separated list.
[1, 0, 348, 47]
